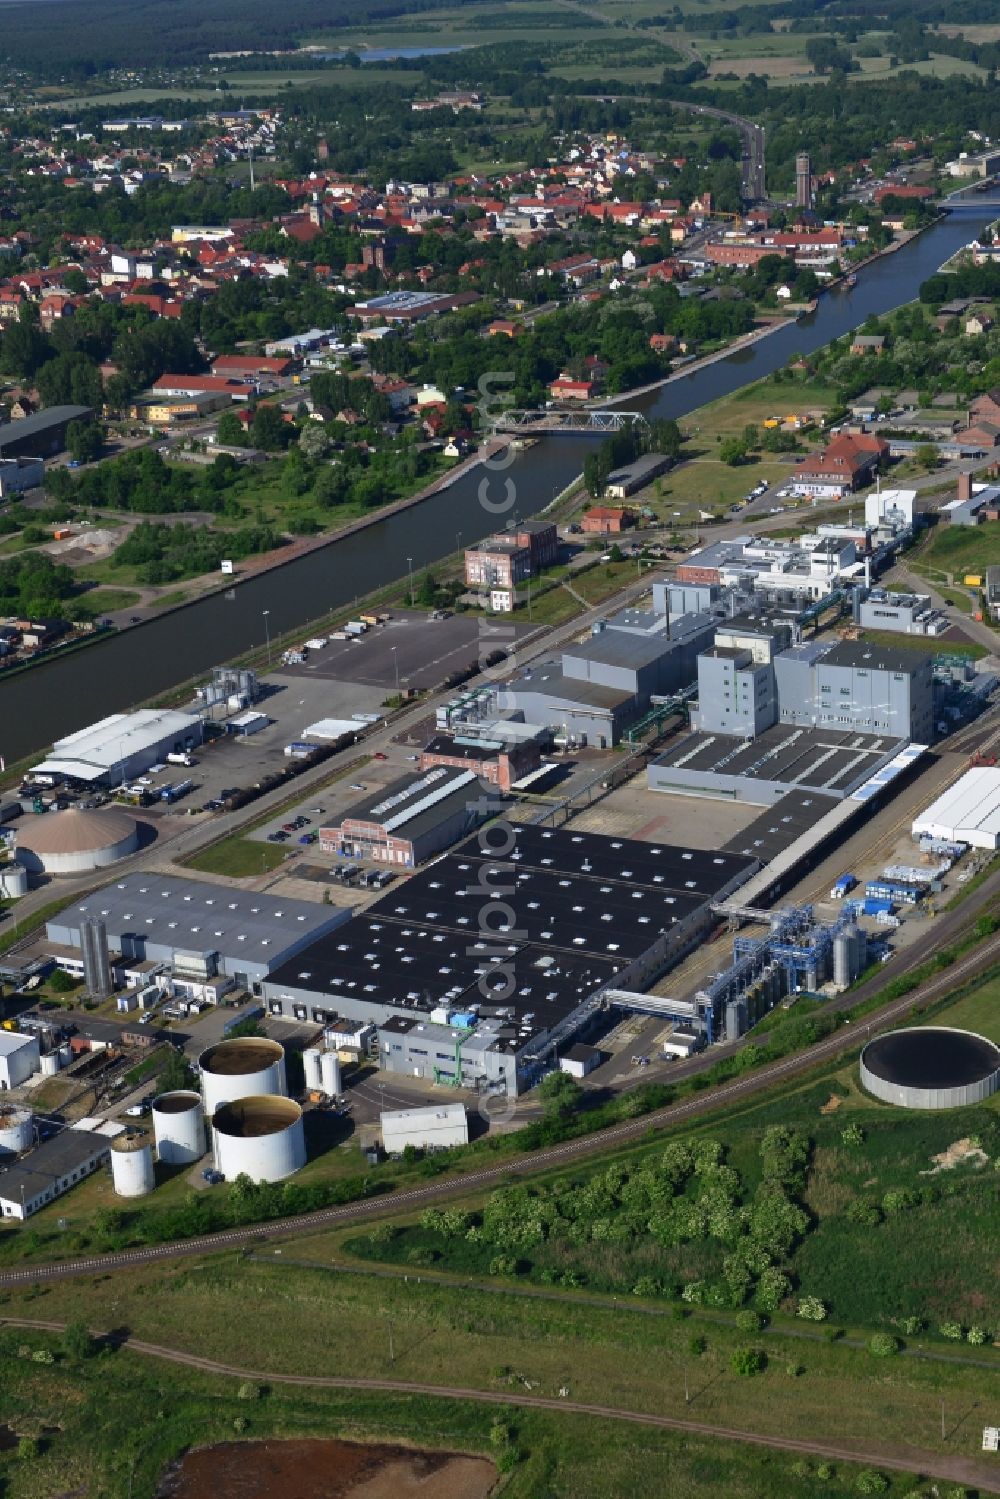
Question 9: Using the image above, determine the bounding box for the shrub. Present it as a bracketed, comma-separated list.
[846, 1197, 881, 1227]
[237, 1382, 260, 1400]
[62, 1319, 97, 1361]
[786, 1362, 804, 1377]
[688, 1334, 707, 1356]
[855, 1471, 889, 1495]
[939, 1321, 964, 1340]
[682, 1280, 705, 1304]
[797, 1295, 828, 1322]
[232, 1416, 247, 1434]
[17, 1437, 38, 1462]
[868, 1332, 899, 1358]
[966, 1325, 989, 1346]
[815, 1463, 834, 1481]
[840, 1123, 865, 1147]
[488, 1255, 517, 1277]
[632, 1276, 661, 1298]
[730, 1345, 766, 1377]
[901, 1316, 924, 1336]
[736, 1309, 763, 1334]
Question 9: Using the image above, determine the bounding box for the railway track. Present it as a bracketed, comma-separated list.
[1, 929, 998, 1289]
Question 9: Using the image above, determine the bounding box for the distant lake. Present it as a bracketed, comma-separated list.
[313, 45, 468, 62]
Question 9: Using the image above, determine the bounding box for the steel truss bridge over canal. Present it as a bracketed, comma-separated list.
[492, 408, 650, 436]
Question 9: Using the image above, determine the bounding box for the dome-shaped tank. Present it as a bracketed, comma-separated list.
[111, 1134, 155, 1197]
[0, 1106, 33, 1156]
[15, 806, 139, 875]
[303, 1046, 323, 1091]
[152, 1090, 206, 1164]
[198, 1037, 286, 1116]
[320, 1050, 341, 1098]
[211, 1096, 305, 1183]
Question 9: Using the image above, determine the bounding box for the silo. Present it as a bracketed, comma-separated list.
[320, 1050, 341, 1098]
[833, 930, 853, 988]
[152, 1090, 206, 1164]
[303, 1047, 323, 1091]
[110, 1134, 155, 1197]
[58, 1043, 73, 1068]
[0, 1106, 33, 1156]
[198, 1037, 286, 1116]
[212, 1096, 306, 1184]
[0, 863, 28, 898]
[40, 1051, 61, 1077]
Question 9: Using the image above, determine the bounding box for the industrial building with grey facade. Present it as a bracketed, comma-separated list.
[648, 625, 933, 805]
[46, 874, 349, 994]
[262, 825, 758, 1094]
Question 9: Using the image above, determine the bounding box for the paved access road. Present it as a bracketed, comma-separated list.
[3, 1315, 997, 1493]
[0, 926, 997, 1290]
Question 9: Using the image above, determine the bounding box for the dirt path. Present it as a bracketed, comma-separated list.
[3, 1316, 997, 1493]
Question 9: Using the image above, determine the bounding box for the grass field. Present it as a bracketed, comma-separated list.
[910, 519, 1000, 579]
[0, 1325, 930, 1499]
[7, 1238, 1000, 1488]
[931, 972, 1000, 1043]
[184, 835, 290, 877]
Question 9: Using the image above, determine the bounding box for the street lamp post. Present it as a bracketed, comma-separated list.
[406, 556, 414, 608]
[391, 645, 399, 695]
[262, 609, 272, 668]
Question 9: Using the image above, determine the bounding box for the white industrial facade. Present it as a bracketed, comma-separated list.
[912, 767, 1000, 849]
[32, 709, 204, 786]
[0, 1032, 40, 1089]
[380, 1103, 469, 1153]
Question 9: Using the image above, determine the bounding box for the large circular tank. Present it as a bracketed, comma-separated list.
[211, 1096, 306, 1183]
[152, 1090, 206, 1164]
[15, 807, 139, 875]
[110, 1133, 155, 1197]
[198, 1037, 286, 1116]
[0, 1106, 33, 1156]
[40, 1051, 61, 1077]
[861, 1026, 1000, 1110]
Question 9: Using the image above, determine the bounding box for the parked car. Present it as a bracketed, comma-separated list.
[374, 752, 388, 761]
[349, 783, 367, 792]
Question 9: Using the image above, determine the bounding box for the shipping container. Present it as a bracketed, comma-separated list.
[963, 574, 983, 587]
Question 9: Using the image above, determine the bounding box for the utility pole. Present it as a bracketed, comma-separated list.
[388, 1319, 395, 1364]
[941, 1398, 946, 1442]
[684, 1363, 690, 1404]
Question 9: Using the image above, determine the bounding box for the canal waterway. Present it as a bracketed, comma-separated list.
[2, 198, 993, 763]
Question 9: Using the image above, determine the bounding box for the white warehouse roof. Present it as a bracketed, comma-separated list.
[34, 709, 202, 782]
[912, 767, 1000, 849]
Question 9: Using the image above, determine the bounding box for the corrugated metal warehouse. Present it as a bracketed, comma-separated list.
[912, 767, 1000, 849]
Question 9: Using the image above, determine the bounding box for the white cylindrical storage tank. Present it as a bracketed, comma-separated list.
[198, 1037, 286, 1116]
[320, 1050, 341, 1098]
[111, 1134, 155, 1197]
[152, 1090, 206, 1165]
[0, 863, 28, 898]
[303, 1047, 323, 1091]
[58, 1042, 73, 1067]
[212, 1096, 305, 1184]
[0, 1106, 33, 1156]
[40, 1051, 60, 1077]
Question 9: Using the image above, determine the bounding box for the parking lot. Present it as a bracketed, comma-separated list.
[278, 610, 536, 693]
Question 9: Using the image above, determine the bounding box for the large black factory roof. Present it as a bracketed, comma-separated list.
[266, 826, 756, 1033]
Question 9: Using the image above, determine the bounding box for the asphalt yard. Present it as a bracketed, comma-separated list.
[278, 610, 536, 693]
